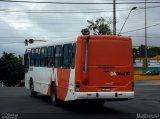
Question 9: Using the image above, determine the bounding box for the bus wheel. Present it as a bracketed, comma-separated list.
[30, 81, 37, 97]
[51, 85, 61, 106]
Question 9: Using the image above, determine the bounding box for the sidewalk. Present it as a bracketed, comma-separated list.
[134, 75, 160, 80]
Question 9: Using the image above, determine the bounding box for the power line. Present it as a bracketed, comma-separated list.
[0, 5, 159, 14]
[0, 17, 159, 27]
[0, 28, 81, 32]
[0, 36, 75, 38]
[131, 36, 160, 38]
[121, 23, 160, 34]
[0, 23, 159, 33]
[0, 9, 131, 14]
[0, 6, 160, 14]
[0, 0, 160, 4]
[0, 14, 88, 20]
[129, 33, 160, 36]
[0, 8, 130, 12]
[0, 41, 23, 44]
[0, 10, 128, 14]
[0, 22, 84, 24]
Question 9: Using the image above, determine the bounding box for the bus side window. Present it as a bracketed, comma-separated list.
[35, 48, 40, 67]
[48, 46, 54, 67]
[44, 47, 48, 66]
[30, 49, 34, 66]
[62, 44, 72, 68]
[24, 53, 29, 72]
[40, 47, 45, 67]
[52, 46, 55, 66]
[40, 47, 48, 67]
[33, 49, 36, 66]
[71, 43, 76, 68]
[54, 45, 62, 68]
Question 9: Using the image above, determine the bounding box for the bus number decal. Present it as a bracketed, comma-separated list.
[110, 72, 130, 76]
[110, 72, 117, 76]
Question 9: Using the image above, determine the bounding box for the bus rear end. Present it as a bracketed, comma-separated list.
[75, 35, 134, 102]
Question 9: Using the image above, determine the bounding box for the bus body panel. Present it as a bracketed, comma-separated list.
[25, 67, 76, 101]
[25, 67, 52, 94]
[76, 36, 133, 93]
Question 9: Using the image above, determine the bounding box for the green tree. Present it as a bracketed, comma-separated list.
[138, 45, 146, 57]
[81, 28, 90, 35]
[148, 47, 160, 57]
[81, 17, 112, 35]
[133, 45, 160, 64]
[133, 48, 139, 63]
[0, 52, 25, 87]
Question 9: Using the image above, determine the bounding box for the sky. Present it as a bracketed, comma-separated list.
[0, 0, 160, 56]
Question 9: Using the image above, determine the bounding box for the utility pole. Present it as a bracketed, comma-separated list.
[144, 0, 148, 70]
[113, 0, 116, 35]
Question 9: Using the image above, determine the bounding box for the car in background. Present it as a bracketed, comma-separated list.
[145, 70, 160, 75]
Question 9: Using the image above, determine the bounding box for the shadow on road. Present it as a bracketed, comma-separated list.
[36, 95, 127, 115]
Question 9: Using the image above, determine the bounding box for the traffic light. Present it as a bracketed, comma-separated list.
[28, 39, 34, 44]
[25, 39, 28, 46]
[25, 39, 46, 46]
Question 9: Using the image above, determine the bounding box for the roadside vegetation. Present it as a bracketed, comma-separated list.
[0, 52, 25, 86]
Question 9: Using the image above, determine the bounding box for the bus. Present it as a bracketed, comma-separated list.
[24, 35, 134, 106]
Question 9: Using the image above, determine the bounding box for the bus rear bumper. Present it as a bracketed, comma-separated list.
[75, 91, 134, 100]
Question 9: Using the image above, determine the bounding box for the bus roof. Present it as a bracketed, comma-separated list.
[26, 35, 131, 49]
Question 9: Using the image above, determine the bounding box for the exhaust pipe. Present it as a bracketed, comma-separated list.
[84, 35, 90, 72]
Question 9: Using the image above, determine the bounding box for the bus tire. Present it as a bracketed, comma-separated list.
[30, 80, 37, 97]
[51, 85, 61, 106]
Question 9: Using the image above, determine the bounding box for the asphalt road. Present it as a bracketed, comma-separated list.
[0, 80, 160, 119]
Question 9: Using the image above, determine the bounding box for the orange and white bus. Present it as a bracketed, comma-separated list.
[24, 35, 134, 106]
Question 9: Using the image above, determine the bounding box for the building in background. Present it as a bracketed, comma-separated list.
[134, 55, 160, 75]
